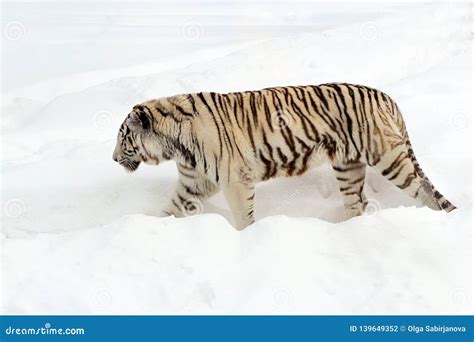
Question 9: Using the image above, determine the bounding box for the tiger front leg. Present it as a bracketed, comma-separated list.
[160, 165, 218, 218]
[159, 184, 203, 218]
[223, 181, 256, 230]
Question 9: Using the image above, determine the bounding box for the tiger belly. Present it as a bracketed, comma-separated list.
[254, 135, 328, 182]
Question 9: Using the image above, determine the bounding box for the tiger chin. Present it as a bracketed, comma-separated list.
[112, 84, 456, 230]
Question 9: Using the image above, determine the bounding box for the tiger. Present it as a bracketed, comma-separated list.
[112, 83, 456, 230]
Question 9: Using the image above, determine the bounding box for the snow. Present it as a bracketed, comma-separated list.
[2, 208, 471, 314]
[1, 1, 472, 314]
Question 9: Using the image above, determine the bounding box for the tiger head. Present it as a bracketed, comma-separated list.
[112, 105, 161, 172]
[113, 96, 195, 172]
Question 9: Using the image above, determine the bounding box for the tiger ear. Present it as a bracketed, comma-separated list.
[128, 106, 152, 131]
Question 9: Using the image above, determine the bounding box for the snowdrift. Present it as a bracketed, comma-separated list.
[2, 207, 471, 314]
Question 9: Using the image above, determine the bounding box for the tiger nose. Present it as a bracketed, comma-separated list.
[112, 145, 122, 162]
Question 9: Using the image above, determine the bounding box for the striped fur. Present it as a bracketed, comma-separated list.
[112, 83, 456, 229]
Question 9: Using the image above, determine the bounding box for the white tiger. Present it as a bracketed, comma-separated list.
[113, 84, 456, 229]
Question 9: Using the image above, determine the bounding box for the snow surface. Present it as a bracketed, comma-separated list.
[1, 1, 472, 314]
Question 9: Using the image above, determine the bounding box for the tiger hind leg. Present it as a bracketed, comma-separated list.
[370, 144, 454, 211]
[223, 181, 255, 230]
[332, 161, 368, 220]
